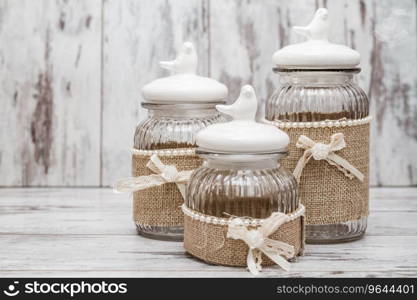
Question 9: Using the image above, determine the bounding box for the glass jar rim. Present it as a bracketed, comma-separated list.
[273, 67, 361, 74]
[196, 148, 288, 159]
[141, 101, 225, 110]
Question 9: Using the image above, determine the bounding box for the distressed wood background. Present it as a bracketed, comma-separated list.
[0, 0, 416, 187]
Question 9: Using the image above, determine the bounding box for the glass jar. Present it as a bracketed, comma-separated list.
[266, 8, 370, 243]
[186, 152, 298, 218]
[266, 69, 369, 243]
[183, 85, 303, 268]
[133, 102, 225, 240]
[132, 42, 228, 240]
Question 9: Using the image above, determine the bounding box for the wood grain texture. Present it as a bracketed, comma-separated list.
[0, 0, 102, 186]
[324, 0, 417, 186]
[0, 188, 416, 236]
[0, 187, 416, 277]
[1, 235, 416, 277]
[1, 270, 415, 278]
[0, 0, 415, 186]
[101, 0, 210, 186]
[209, 0, 317, 116]
[209, 0, 417, 186]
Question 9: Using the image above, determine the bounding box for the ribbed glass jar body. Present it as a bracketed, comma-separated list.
[266, 70, 369, 243]
[186, 153, 298, 218]
[133, 102, 225, 240]
[134, 103, 225, 150]
[266, 71, 369, 122]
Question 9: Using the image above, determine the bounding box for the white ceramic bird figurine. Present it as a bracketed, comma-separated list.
[216, 85, 257, 121]
[160, 42, 198, 74]
[293, 8, 329, 41]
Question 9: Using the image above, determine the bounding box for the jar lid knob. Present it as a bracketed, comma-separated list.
[293, 8, 329, 41]
[216, 85, 257, 121]
[196, 85, 289, 153]
[159, 41, 197, 74]
[272, 8, 360, 69]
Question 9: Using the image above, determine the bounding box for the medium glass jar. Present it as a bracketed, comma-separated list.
[267, 69, 369, 243]
[266, 8, 370, 243]
[186, 152, 298, 218]
[133, 42, 228, 240]
[133, 103, 225, 239]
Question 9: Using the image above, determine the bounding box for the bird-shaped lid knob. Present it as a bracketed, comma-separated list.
[272, 8, 360, 69]
[142, 42, 228, 103]
[196, 85, 289, 153]
[293, 8, 329, 41]
[216, 85, 257, 121]
[159, 42, 198, 74]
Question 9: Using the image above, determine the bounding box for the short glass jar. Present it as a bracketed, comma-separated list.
[186, 152, 298, 218]
[183, 85, 303, 269]
[267, 69, 369, 243]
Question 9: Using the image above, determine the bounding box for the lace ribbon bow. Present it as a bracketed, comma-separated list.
[227, 212, 295, 275]
[114, 154, 193, 198]
[293, 133, 364, 183]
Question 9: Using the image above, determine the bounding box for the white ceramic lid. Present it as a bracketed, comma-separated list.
[273, 8, 360, 69]
[196, 85, 289, 153]
[142, 42, 228, 103]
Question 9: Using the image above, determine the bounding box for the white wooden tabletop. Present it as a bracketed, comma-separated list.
[0, 188, 416, 278]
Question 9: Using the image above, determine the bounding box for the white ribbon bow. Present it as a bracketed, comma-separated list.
[293, 133, 364, 183]
[114, 154, 193, 198]
[227, 212, 295, 275]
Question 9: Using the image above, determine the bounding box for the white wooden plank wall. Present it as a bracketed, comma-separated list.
[101, 0, 210, 186]
[0, 0, 416, 187]
[0, 0, 102, 186]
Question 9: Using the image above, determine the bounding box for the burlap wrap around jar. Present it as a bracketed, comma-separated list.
[270, 118, 370, 225]
[132, 149, 202, 228]
[183, 205, 305, 268]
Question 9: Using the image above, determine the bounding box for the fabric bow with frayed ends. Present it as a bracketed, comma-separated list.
[113, 154, 193, 199]
[227, 212, 295, 275]
[293, 133, 364, 183]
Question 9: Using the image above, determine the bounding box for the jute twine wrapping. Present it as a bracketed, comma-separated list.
[184, 211, 304, 267]
[132, 150, 202, 227]
[276, 122, 369, 225]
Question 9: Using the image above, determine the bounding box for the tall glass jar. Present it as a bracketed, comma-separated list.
[266, 8, 370, 243]
[133, 42, 227, 240]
